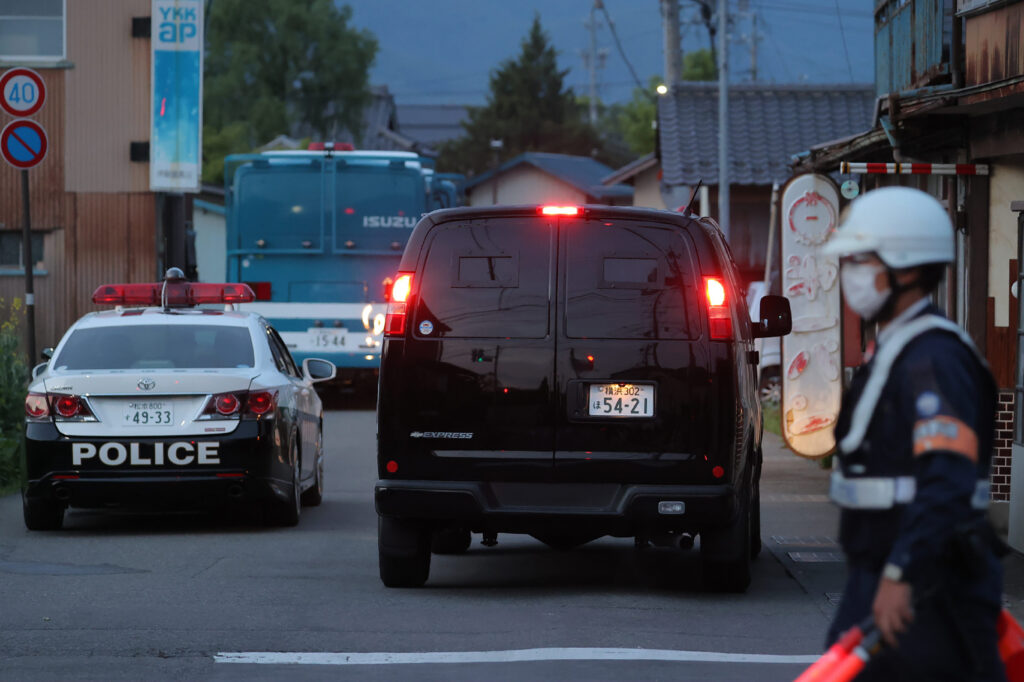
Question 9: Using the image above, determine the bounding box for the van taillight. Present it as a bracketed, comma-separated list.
[704, 277, 732, 340]
[385, 272, 413, 336]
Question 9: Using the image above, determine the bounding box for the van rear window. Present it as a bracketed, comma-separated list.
[414, 221, 551, 338]
[565, 222, 699, 339]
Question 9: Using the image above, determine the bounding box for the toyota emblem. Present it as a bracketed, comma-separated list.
[137, 378, 156, 391]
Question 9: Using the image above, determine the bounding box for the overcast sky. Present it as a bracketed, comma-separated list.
[344, 0, 875, 106]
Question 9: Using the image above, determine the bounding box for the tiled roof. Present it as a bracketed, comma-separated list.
[465, 152, 633, 202]
[658, 83, 876, 186]
[395, 104, 470, 146]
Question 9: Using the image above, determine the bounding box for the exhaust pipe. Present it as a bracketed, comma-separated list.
[227, 484, 244, 499]
[53, 486, 71, 501]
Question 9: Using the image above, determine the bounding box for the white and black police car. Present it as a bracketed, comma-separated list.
[22, 269, 336, 530]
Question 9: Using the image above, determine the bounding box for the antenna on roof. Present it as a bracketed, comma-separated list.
[680, 179, 703, 217]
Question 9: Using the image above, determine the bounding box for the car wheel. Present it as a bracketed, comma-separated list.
[23, 494, 65, 531]
[431, 527, 472, 555]
[268, 443, 301, 527]
[530, 532, 601, 550]
[758, 368, 782, 405]
[378, 515, 431, 587]
[301, 435, 324, 507]
[750, 477, 762, 559]
[700, 489, 752, 593]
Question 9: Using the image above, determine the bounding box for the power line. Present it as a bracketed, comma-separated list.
[834, 0, 855, 83]
[597, 1, 648, 95]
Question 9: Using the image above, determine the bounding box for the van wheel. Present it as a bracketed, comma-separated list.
[23, 495, 64, 531]
[379, 515, 431, 587]
[530, 532, 601, 550]
[759, 368, 782, 405]
[751, 459, 762, 559]
[432, 527, 472, 555]
[700, 492, 752, 593]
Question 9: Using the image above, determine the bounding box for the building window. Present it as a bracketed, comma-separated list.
[0, 232, 43, 270]
[0, 0, 65, 61]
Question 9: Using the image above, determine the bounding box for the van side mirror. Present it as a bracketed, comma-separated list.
[753, 295, 792, 338]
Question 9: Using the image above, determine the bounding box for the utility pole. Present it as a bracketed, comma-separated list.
[735, 1, 760, 83]
[661, 0, 681, 89]
[717, 0, 729, 241]
[582, 0, 608, 125]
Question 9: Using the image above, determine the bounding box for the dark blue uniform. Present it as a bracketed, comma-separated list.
[827, 305, 1005, 681]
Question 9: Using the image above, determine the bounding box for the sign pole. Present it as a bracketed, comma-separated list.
[20, 168, 35, 364]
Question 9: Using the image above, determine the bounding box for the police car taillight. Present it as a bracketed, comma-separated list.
[215, 393, 240, 415]
[384, 272, 413, 337]
[50, 394, 95, 421]
[247, 391, 275, 416]
[25, 392, 48, 420]
[704, 277, 733, 340]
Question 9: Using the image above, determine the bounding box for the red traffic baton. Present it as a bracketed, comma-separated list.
[998, 608, 1024, 681]
[793, 624, 866, 682]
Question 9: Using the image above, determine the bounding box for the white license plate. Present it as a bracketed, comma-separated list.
[588, 384, 655, 417]
[123, 401, 174, 426]
[308, 329, 347, 348]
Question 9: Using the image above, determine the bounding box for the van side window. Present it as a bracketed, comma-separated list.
[565, 223, 699, 340]
[414, 221, 551, 338]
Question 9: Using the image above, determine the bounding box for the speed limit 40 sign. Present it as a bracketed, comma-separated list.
[0, 67, 46, 117]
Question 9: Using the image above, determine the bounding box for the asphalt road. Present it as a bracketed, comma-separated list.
[0, 410, 845, 682]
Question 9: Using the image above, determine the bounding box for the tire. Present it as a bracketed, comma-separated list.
[700, 490, 752, 593]
[267, 442, 301, 527]
[530, 532, 601, 550]
[751, 451, 763, 559]
[23, 494, 64, 531]
[431, 527, 472, 555]
[300, 435, 324, 507]
[758, 367, 782, 405]
[378, 515, 431, 587]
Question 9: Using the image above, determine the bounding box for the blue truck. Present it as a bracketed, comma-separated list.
[224, 146, 460, 393]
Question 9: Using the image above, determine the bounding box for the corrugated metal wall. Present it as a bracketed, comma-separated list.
[0, 2, 157, 350]
[875, 0, 953, 96]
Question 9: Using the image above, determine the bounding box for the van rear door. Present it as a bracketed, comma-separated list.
[385, 216, 556, 481]
[554, 217, 711, 484]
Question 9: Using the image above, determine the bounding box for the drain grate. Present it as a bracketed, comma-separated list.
[788, 551, 844, 563]
[762, 494, 831, 503]
[772, 536, 838, 548]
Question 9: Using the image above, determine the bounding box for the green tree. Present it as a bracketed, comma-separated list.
[438, 15, 602, 176]
[611, 49, 718, 157]
[682, 49, 716, 81]
[202, 0, 378, 184]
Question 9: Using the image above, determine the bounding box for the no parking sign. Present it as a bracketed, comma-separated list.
[1, 119, 47, 169]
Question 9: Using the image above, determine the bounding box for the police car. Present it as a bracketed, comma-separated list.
[22, 269, 336, 530]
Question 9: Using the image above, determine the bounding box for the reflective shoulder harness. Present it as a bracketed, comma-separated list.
[830, 314, 991, 511]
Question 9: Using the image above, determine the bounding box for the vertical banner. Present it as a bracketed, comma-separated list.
[780, 174, 842, 458]
[150, 0, 203, 192]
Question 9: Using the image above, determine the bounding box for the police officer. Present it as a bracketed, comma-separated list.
[822, 186, 1005, 680]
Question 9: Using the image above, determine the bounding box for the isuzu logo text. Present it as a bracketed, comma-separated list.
[362, 216, 416, 228]
[72, 442, 220, 466]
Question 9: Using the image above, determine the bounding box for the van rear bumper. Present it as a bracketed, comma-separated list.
[374, 480, 739, 534]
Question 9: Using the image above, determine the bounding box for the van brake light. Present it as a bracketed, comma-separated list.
[385, 272, 413, 337]
[704, 277, 732, 340]
[540, 206, 580, 216]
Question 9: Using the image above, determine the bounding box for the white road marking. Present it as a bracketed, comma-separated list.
[214, 648, 820, 666]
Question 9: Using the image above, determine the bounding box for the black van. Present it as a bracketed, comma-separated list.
[375, 205, 791, 591]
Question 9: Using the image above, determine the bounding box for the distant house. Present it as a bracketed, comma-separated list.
[655, 83, 875, 282]
[395, 104, 470, 150]
[600, 152, 662, 210]
[465, 152, 633, 207]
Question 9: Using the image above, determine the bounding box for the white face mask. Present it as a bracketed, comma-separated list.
[840, 262, 891, 320]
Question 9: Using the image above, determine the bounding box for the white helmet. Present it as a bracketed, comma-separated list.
[822, 186, 954, 268]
